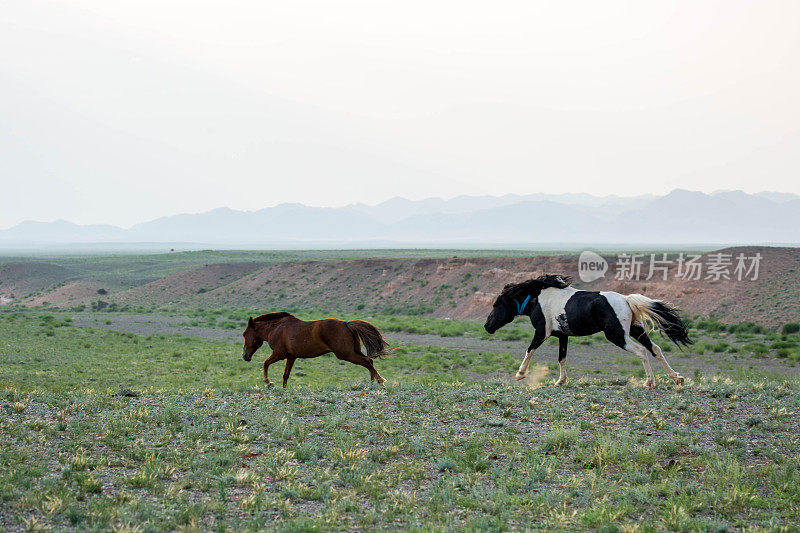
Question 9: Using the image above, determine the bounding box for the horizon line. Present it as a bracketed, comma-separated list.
[3, 187, 798, 231]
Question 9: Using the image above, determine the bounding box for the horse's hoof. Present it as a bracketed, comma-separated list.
[674, 376, 685, 386]
[644, 380, 655, 389]
[554, 379, 566, 387]
[515, 372, 527, 381]
[264, 381, 273, 388]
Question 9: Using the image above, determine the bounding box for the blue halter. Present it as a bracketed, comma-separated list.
[515, 295, 531, 316]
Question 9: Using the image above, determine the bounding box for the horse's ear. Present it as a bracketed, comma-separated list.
[248, 316, 255, 326]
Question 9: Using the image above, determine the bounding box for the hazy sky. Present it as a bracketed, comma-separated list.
[2, 1, 799, 229]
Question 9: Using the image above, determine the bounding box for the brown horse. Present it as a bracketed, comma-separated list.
[241, 312, 390, 387]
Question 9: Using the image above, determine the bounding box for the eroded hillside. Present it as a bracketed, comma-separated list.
[2, 247, 798, 326]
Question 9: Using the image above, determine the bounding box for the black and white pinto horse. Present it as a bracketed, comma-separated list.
[484, 275, 692, 388]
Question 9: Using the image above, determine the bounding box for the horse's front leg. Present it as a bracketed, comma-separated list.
[282, 357, 296, 388]
[516, 329, 547, 380]
[554, 335, 568, 386]
[262, 352, 286, 387]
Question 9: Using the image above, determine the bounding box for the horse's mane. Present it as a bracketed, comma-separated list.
[501, 274, 572, 300]
[254, 311, 294, 322]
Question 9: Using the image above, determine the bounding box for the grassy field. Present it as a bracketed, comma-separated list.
[2, 308, 800, 531]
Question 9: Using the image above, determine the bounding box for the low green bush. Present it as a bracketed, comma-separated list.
[711, 341, 730, 353]
[743, 342, 769, 356]
[729, 322, 769, 335]
[696, 319, 728, 332]
[781, 322, 800, 335]
[772, 340, 798, 350]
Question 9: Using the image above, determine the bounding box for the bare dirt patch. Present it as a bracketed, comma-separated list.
[0, 261, 75, 300]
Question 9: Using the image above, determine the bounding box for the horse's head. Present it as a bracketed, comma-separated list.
[484, 276, 571, 333]
[241, 317, 263, 361]
[484, 288, 518, 334]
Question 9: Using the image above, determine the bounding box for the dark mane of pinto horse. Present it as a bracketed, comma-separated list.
[484, 275, 573, 333]
[500, 275, 572, 300]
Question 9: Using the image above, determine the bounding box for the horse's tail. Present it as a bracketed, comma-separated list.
[346, 320, 391, 359]
[625, 294, 693, 347]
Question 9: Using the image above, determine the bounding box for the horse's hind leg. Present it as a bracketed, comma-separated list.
[359, 353, 385, 385]
[626, 339, 656, 388]
[365, 358, 385, 385]
[334, 349, 385, 386]
[631, 324, 684, 386]
[604, 323, 655, 388]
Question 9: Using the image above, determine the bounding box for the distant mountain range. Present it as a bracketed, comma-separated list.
[2, 190, 799, 247]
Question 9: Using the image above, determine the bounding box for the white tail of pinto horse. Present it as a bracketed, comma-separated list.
[625, 294, 693, 347]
